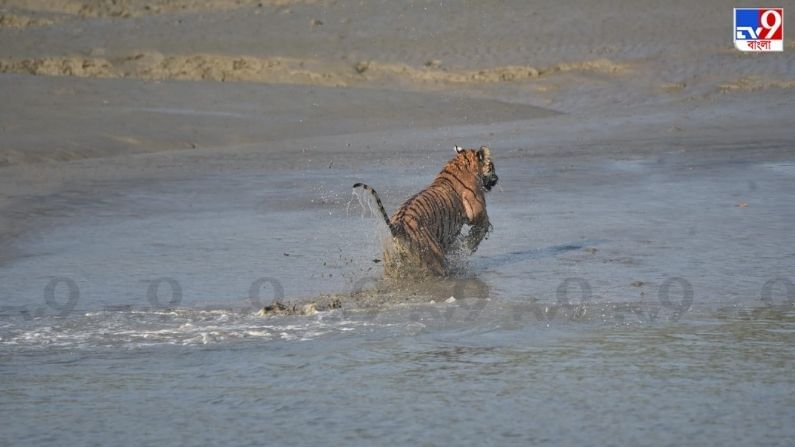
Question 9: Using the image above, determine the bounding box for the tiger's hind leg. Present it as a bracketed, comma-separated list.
[419, 239, 448, 276]
[383, 236, 448, 278]
[405, 233, 447, 277]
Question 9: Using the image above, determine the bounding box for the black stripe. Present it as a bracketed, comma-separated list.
[442, 171, 478, 196]
[426, 190, 446, 240]
[406, 200, 428, 228]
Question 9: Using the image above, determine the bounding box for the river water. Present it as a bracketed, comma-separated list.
[2, 132, 793, 445]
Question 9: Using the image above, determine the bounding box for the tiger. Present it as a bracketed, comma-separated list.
[353, 145, 498, 278]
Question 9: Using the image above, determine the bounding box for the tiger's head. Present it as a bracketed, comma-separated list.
[455, 145, 499, 192]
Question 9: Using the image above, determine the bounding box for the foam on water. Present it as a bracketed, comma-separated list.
[0, 307, 370, 349]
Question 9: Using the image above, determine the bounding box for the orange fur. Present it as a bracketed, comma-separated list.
[355, 146, 498, 278]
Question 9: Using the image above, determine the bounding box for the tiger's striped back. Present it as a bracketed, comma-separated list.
[390, 166, 471, 251]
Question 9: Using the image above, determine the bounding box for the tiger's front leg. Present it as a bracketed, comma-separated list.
[464, 212, 491, 254]
[461, 190, 491, 254]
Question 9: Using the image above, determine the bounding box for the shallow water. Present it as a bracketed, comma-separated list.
[2, 142, 794, 445]
[2, 0, 795, 443]
[1, 307, 793, 446]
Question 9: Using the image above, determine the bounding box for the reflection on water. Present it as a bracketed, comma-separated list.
[473, 241, 603, 270]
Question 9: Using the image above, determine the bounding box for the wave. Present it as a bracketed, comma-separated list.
[0, 307, 367, 349]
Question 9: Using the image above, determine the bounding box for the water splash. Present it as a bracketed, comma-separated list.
[0, 307, 366, 349]
[347, 187, 385, 224]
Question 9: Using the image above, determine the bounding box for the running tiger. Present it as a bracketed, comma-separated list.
[354, 145, 498, 278]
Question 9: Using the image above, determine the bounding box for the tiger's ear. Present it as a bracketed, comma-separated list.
[477, 145, 490, 162]
[454, 145, 464, 154]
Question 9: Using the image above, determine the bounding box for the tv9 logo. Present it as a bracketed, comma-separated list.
[734, 8, 784, 52]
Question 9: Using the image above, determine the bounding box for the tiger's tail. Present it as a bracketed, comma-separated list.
[353, 183, 395, 236]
